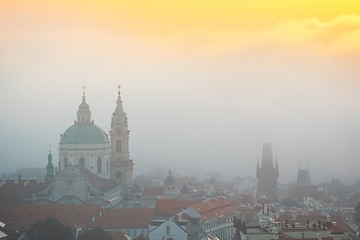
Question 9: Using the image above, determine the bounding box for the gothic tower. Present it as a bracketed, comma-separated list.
[110, 86, 134, 188]
[256, 142, 279, 199]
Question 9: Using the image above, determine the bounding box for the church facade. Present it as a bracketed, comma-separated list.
[58, 86, 133, 187]
[35, 87, 133, 206]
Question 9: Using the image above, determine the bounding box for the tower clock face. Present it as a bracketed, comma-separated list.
[115, 128, 122, 134]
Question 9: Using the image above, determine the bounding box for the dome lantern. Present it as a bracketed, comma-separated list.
[77, 86, 92, 124]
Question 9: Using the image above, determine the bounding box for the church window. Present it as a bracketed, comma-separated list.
[64, 157, 68, 167]
[166, 226, 170, 235]
[79, 157, 85, 166]
[116, 140, 122, 152]
[97, 157, 102, 174]
[116, 171, 122, 178]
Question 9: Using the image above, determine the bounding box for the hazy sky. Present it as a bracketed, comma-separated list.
[1, 1, 360, 184]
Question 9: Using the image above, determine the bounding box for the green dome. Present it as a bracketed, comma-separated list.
[60, 123, 109, 144]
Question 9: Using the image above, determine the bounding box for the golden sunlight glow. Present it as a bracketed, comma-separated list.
[1, 0, 360, 56]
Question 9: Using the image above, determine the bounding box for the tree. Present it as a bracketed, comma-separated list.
[27, 217, 74, 240]
[79, 227, 113, 240]
[355, 201, 360, 229]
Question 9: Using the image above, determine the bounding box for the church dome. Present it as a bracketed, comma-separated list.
[60, 123, 109, 144]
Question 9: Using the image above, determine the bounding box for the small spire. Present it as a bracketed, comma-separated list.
[118, 84, 121, 99]
[46, 144, 54, 182]
[48, 145, 53, 160]
[117, 84, 123, 103]
[82, 85, 86, 101]
[112, 85, 126, 123]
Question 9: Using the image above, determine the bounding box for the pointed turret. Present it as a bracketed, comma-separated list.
[77, 86, 92, 124]
[46, 145, 54, 182]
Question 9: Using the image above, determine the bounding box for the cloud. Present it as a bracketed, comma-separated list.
[164, 14, 360, 57]
[258, 14, 360, 55]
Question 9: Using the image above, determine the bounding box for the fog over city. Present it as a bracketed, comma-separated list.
[1, 1, 360, 185]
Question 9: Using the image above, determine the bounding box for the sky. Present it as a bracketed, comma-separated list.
[1, 0, 360, 184]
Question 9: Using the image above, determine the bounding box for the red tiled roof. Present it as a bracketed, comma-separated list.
[155, 197, 200, 217]
[330, 214, 358, 240]
[278, 214, 357, 240]
[0, 179, 49, 203]
[89, 208, 155, 228]
[277, 214, 327, 226]
[0, 203, 102, 234]
[143, 187, 164, 197]
[191, 198, 238, 221]
[0, 204, 154, 239]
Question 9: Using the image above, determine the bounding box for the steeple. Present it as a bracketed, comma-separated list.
[110, 85, 133, 188]
[111, 85, 127, 126]
[46, 145, 54, 182]
[261, 142, 274, 169]
[77, 86, 92, 124]
[256, 142, 279, 199]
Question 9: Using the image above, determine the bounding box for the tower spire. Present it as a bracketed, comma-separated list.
[110, 85, 133, 188]
[112, 85, 126, 126]
[77, 86, 92, 124]
[46, 144, 54, 182]
[117, 85, 121, 102]
[82, 85, 86, 101]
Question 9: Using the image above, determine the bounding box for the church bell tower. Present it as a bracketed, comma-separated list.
[110, 86, 134, 188]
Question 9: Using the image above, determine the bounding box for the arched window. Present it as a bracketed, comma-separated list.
[64, 157, 68, 168]
[116, 171, 122, 179]
[79, 157, 85, 166]
[116, 140, 122, 153]
[97, 157, 102, 174]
